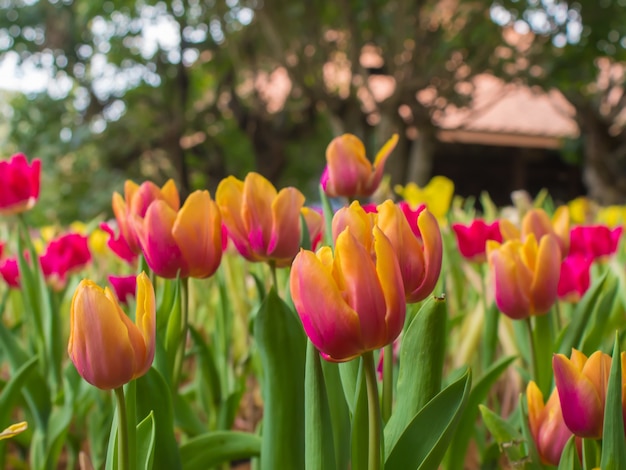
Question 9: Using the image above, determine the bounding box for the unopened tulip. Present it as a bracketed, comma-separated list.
[68, 272, 155, 390]
[321, 133, 398, 198]
[112, 179, 180, 254]
[527, 381, 575, 466]
[217, 172, 307, 267]
[290, 226, 405, 362]
[558, 254, 592, 302]
[487, 234, 561, 319]
[133, 190, 222, 279]
[552, 349, 620, 439]
[0, 258, 19, 288]
[0, 153, 41, 216]
[452, 219, 502, 263]
[569, 225, 622, 261]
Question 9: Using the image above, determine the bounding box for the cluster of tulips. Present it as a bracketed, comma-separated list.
[1, 132, 626, 470]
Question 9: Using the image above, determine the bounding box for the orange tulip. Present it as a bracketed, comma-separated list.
[321, 134, 398, 198]
[68, 272, 155, 390]
[487, 234, 561, 319]
[526, 381, 575, 466]
[111, 179, 180, 254]
[290, 226, 406, 362]
[132, 190, 222, 279]
[216, 172, 307, 267]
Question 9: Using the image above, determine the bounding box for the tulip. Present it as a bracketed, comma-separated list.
[569, 225, 622, 261]
[321, 133, 398, 198]
[216, 172, 307, 267]
[108, 275, 137, 305]
[486, 234, 561, 319]
[133, 190, 222, 279]
[40, 233, 92, 289]
[597, 205, 626, 227]
[553, 349, 618, 439]
[0, 241, 3, 260]
[112, 179, 180, 254]
[333, 201, 442, 303]
[527, 381, 576, 466]
[558, 254, 592, 302]
[374, 201, 442, 302]
[568, 197, 595, 225]
[0, 258, 19, 288]
[0, 153, 41, 216]
[301, 206, 324, 250]
[290, 226, 406, 362]
[500, 207, 569, 257]
[68, 272, 155, 390]
[452, 219, 503, 263]
[394, 176, 454, 223]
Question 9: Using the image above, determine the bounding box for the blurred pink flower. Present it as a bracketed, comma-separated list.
[569, 225, 622, 261]
[40, 233, 92, 289]
[0, 153, 41, 216]
[0, 258, 20, 288]
[452, 219, 502, 263]
[557, 254, 592, 302]
[101, 222, 138, 265]
[108, 275, 137, 305]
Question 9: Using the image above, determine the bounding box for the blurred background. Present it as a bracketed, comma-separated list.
[0, 0, 624, 224]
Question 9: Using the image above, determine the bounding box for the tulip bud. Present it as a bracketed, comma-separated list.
[321, 134, 398, 198]
[217, 172, 307, 267]
[68, 272, 155, 390]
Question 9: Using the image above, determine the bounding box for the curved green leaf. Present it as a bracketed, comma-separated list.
[180, 431, 261, 470]
[600, 335, 626, 470]
[385, 369, 471, 470]
[136, 412, 155, 470]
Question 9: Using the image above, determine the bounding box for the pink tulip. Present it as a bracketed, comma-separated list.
[0, 258, 20, 288]
[452, 219, 502, 263]
[40, 233, 92, 289]
[108, 275, 137, 305]
[557, 254, 592, 302]
[0, 153, 41, 216]
[569, 225, 622, 261]
[100, 222, 138, 265]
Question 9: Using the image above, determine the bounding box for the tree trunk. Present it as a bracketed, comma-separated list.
[407, 127, 437, 186]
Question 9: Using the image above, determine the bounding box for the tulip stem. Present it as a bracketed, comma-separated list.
[269, 261, 278, 291]
[114, 387, 130, 470]
[363, 351, 382, 470]
[173, 276, 189, 388]
[525, 317, 539, 387]
[382, 344, 393, 423]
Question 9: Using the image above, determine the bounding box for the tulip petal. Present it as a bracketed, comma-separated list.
[334, 229, 387, 349]
[553, 353, 604, 438]
[325, 134, 372, 196]
[408, 209, 442, 302]
[242, 172, 277, 255]
[372, 226, 406, 342]
[216, 176, 256, 261]
[161, 179, 181, 211]
[290, 250, 363, 361]
[526, 380, 545, 442]
[172, 191, 222, 278]
[366, 134, 398, 195]
[489, 244, 532, 319]
[134, 272, 156, 377]
[267, 187, 304, 265]
[530, 235, 560, 314]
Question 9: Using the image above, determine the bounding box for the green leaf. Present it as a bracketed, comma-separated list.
[321, 361, 351, 470]
[558, 436, 582, 470]
[479, 404, 533, 468]
[582, 438, 599, 470]
[384, 296, 447, 452]
[304, 341, 336, 470]
[446, 355, 517, 470]
[253, 288, 306, 470]
[557, 271, 616, 355]
[135, 368, 182, 470]
[136, 412, 155, 470]
[180, 431, 261, 470]
[338, 358, 360, 415]
[164, 275, 182, 382]
[600, 334, 626, 470]
[384, 369, 471, 470]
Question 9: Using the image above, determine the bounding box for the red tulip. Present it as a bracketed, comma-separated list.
[557, 254, 592, 302]
[569, 225, 622, 261]
[452, 219, 502, 263]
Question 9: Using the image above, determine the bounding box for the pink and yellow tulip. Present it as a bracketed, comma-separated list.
[216, 172, 307, 267]
[486, 234, 561, 319]
[527, 381, 575, 466]
[110, 179, 180, 255]
[500, 207, 569, 257]
[133, 190, 222, 279]
[290, 226, 406, 362]
[0, 153, 41, 216]
[321, 133, 398, 198]
[68, 272, 155, 390]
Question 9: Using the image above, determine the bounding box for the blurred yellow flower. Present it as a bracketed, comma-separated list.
[568, 197, 593, 225]
[0, 421, 27, 440]
[394, 176, 454, 222]
[597, 205, 626, 227]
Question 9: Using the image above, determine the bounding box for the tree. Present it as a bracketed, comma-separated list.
[491, 0, 626, 203]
